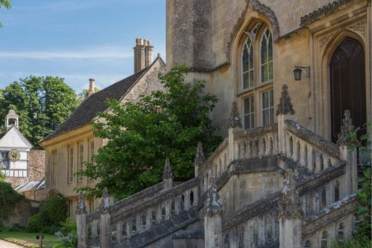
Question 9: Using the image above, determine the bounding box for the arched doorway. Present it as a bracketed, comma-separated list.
[329, 37, 366, 142]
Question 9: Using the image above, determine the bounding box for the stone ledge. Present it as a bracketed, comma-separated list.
[302, 195, 356, 237]
[285, 119, 340, 158]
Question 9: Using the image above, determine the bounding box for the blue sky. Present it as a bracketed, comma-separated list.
[0, 0, 166, 92]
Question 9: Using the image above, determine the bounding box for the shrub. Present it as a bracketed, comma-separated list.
[27, 194, 67, 234]
[0, 181, 23, 225]
[53, 219, 77, 248]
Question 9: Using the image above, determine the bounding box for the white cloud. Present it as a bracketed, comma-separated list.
[0, 46, 132, 60]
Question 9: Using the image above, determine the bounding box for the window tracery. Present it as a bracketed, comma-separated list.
[240, 23, 274, 129]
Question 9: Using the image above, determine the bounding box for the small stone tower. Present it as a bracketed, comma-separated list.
[134, 38, 153, 73]
[6, 109, 19, 129]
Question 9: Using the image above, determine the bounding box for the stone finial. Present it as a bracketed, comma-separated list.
[337, 110, 356, 146]
[163, 158, 173, 180]
[102, 188, 110, 211]
[76, 192, 87, 215]
[229, 102, 242, 128]
[278, 170, 302, 219]
[276, 84, 295, 116]
[205, 179, 223, 216]
[194, 142, 206, 167]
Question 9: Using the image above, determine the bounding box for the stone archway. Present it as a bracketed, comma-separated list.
[329, 37, 366, 142]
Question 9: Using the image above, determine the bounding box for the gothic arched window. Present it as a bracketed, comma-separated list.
[261, 29, 273, 83]
[242, 38, 254, 89]
[240, 24, 274, 130]
[321, 231, 328, 248]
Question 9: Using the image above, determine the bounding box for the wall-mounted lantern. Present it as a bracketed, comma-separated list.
[293, 66, 310, 81]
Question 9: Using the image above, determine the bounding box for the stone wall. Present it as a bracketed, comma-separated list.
[5, 149, 46, 187]
[167, 0, 371, 138]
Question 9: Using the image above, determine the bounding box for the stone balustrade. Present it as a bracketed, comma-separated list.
[82, 178, 200, 247]
[284, 120, 341, 173]
[200, 124, 278, 193]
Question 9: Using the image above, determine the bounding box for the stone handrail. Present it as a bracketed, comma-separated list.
[283, 119, 342, 174]
[85, 178, 200, 247]
[200, 124, 278, 193]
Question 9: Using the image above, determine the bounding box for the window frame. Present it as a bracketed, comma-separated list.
[239, 24, 274, 130]
[67, 145, 74, 184]
[261, 89, 274, 127]
[243, 94, 255, 129]
[241, 37, 254, 90]
[260, 28, 273, 84]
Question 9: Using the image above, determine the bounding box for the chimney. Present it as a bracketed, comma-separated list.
[88, 78, 96, 96]
[134, 38, 153, 73]
[144, 39, 153, 67]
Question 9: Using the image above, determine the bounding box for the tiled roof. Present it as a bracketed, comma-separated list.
[44, 67, 149, 141]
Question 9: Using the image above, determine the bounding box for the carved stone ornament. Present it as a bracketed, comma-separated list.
[230, 102, 242, 128]
[347, 19, 367, 39]
[337, 109, 356, 146]
[163, 158, 173, 180]
[76, 192, 87, 215]
[102, 188, 110, 211]
[205, 179, 223, 216]
[276, 84, 295, 116]
[300, 0, 352, 26]
[8, 149, 20, 162]
[194, 142, 206, 167]
[278, 170, 303, 219]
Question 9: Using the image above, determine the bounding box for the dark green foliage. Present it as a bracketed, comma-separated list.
[27, 195, 68, 234]
[355, 168, 371, 239]
[0, 76, 78, 146]
[83, 66, 221, 198]
[0, 0, 11, 9]
[53, 219, 77, 248]
[0, 181, 23, 225]
[331, 237, 372, 248]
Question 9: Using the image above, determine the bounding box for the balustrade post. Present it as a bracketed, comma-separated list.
[100, 188, 111, 248]
[194, 142, 205, 178]
[279, 170, 303, 248]
[163, 158, 174, 189]
[203, 179, 223, 248]
[276, 85, 295, 155]
[76, 193, 87, 248]
[228, 102, 242, 162]
[337, 110, 358, 194]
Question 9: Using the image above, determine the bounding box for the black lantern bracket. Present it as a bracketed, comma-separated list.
[293, 66, 311, 81]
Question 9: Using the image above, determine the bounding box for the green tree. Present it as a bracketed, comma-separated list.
[0, 0, 11, 8]
[83, 66, 221, 198]
[0, 76, 78, 146]
[0, 0, 11, 27]
[0, 181, 23, 226]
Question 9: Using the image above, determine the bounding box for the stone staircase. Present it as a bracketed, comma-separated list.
[76, 85, 360, 248]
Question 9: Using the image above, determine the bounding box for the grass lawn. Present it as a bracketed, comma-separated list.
[0, 231, 60, 248]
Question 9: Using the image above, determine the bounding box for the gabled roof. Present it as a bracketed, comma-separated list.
[43, 57, 165, 142]
[0, 126, 33, 150]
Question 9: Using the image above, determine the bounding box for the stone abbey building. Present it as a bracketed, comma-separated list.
[74, 0, 371, 247]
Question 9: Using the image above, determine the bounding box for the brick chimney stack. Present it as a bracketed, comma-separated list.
[134, 38, 153, 73]
[88, 78, 96, 96]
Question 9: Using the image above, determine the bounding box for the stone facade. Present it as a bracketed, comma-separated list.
[76, 0, 370, 247]
[167, 0, 371, 139]
[78, 102, 360, 247]
[41, 47, 166, 217]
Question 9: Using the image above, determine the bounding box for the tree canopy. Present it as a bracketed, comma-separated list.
[83, 66, 221, 198]
[0, 0, 11, 9]
[0, 76, 78, 146]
